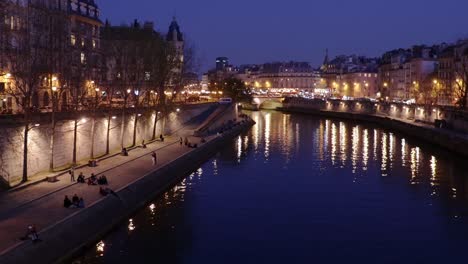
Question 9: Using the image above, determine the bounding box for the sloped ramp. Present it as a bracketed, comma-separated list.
[194, 104, 232, 136]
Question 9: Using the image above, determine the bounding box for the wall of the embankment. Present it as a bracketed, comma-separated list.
[282, 98, 468, 157]
[0, 119, 255, 264]
[0, 103, 214, 185]
[194, 103, 238, 136]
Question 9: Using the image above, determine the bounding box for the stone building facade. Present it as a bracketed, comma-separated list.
[321, 53, 379, 98]
[379, 46, 439, 102]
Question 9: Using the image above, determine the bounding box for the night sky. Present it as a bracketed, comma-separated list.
[98, 0, 468, 71]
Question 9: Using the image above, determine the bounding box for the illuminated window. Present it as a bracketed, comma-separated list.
[71, 35, 76, 46]
[92, 39, 96, 49]
[80, 52, 86, 64]
[10, 16, 14, 30]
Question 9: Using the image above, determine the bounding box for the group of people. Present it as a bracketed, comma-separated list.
[87, 174, 109, 186]
[99, 186, 118, 198]
[181, 136, 204, 148]
[75, 172, 108, 186]
[64, 194, 85, 209]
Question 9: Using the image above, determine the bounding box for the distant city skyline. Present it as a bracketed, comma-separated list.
[98, 0, 468, 71]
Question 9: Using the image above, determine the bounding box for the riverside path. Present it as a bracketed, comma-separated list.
[0, 133, 210, 256]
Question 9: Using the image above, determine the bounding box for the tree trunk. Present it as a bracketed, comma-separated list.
[90, 114, 96, 159]
[72, 118, 78, 165]
[120, 108, 126, 149]
[152, 110, 158, 140]
[49, 116, 55, 171]
[161, 113, 166, 136]
[22, 124, 29, 183]
[132, 113, 138, 147]
[49, 84, 55, 171]
[105, 114, 111, 155]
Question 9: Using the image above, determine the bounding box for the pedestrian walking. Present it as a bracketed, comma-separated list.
[151, 151, 157, 166]
[69, 167, 75, 182]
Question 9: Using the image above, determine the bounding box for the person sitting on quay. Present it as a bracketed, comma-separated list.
[100, 187, 118, 198]
[160, 134, 165, 142]
[78, 197, 85, 208]
[98, 175, 108, 185]
[180, 137, 183, 146]
[20, 225, 40, 243]
[87, 173, 98, 185]
[77, 172, 85, 184]
[184, 137, 188, 146]
[63, 195, 72, 208]
[121, 147, 129, 156]
[72, 194, 79, 207]
[141, 140, 147, 149]
[201, 138, 206, 144]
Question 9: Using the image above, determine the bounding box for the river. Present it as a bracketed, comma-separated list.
[74, 111, 468, 263]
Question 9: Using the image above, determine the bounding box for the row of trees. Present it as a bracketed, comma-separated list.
[207, 77, 252, 103]
[1, 3, 196, 183]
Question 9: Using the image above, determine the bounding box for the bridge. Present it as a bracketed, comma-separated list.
[252, 96, 284, 110]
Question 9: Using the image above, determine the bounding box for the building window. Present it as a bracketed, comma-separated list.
[92, 39, 96, 49]
[80, 52, 86, 64]
[71, 34, 76, 46]
[81, 39, 85, 47]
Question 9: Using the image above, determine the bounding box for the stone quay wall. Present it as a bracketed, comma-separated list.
[0, 119, 255, 264]
[282, 98, 468, 157]
[0, 103, 214, 185]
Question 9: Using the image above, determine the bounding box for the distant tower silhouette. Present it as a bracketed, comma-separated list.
[321, 49, 329, 72]
[167, 17, 184, 65]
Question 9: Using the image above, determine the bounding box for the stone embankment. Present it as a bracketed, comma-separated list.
[281, 97, 468, 157]
[0, 110, 254, 264]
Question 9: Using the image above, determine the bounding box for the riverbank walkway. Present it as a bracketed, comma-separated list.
[0, 133, 210, 255]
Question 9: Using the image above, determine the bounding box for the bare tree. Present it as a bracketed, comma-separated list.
[4, 2, 61, 182]
[146, 36, 182, 139]
[46, 4, 70, 171]
[453, 47, 468, 108]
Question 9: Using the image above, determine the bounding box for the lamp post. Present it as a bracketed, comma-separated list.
[49, 83, 59, 171]
[433, 79, 440, 105]
[120, 88, 132, 150]
[22, 122, 41, 182]
[89, 86, 100, 165]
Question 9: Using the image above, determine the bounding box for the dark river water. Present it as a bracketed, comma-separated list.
[74, 111, 468, 264]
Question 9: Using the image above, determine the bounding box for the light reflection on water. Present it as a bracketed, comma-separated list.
[76, 111, 468, 264]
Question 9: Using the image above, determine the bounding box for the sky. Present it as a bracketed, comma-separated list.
[98, 0, 468, 72]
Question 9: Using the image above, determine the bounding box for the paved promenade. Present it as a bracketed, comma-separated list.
[0, 133, 207, 255]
